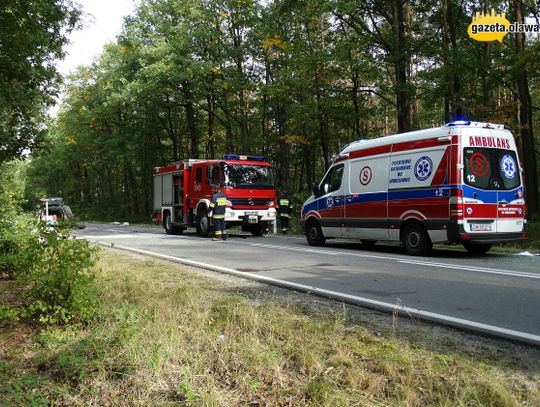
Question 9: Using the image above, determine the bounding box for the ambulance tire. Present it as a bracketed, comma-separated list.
[463, 243, 492, 255]
[197, 209, 210, 237]
[306, 220, 326, 246]
[402, 223, 432, 256]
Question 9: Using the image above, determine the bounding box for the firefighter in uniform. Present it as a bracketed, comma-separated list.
[277, 194, 293, 233]
[209, 188, 228, 241]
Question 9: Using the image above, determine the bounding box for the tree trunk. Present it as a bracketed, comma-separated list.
[350, 57, 361, 137]
[316, 85, 330, 170]
[276, 104, 288, 191]
[206, 93, 216, 159]
[182, 81, 199, 158]
[514, 0, 539, 216]
[481, 1, 491, 111]
[165, 93, 178, 161]
[392, 0, 409, 133]
[262, 59, 271, 158]
[230, 23, 249, 153]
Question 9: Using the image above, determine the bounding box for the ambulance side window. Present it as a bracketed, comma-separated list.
[320, 165, 344, 195]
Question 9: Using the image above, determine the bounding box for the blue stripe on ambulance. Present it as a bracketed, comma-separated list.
[303, 185, 523, 217]
[462, 185, 523, 204]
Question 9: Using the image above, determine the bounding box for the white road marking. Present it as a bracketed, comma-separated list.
[82, 225, 540, 281]
[237, 241, 405, 261]
[399, 260, 540, 280]
[89, 241, 540, 346]
[233, 241, 540, 281]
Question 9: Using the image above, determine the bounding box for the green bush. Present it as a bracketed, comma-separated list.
[0, 216, 39, 278]
[0, 215, 98, 325]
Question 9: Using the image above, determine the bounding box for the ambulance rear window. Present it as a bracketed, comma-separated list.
[463, 148, 520, 190]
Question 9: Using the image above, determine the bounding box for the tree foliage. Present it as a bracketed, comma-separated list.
[28, 0, 540, 219]
[0, 0, 80, 163]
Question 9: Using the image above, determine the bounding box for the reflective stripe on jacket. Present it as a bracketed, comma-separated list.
[209, 191, 227, 217]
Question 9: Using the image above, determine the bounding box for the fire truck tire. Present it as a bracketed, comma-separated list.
[164, 211, 184, 235]
[164, 211, 174, 235]
[197, 209, 210, 237]
[402, 223, 432, 256]
[463, 242, 492, 255]
[250, 224, 265, 236]
[306, 219, 326, 246]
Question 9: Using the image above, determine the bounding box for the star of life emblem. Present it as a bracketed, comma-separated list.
[414, 156, 433, 181]
[500, 154, 516, 179]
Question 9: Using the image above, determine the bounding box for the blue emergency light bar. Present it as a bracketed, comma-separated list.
[223, 154, 265, 161]
[447, 119, 471, 126]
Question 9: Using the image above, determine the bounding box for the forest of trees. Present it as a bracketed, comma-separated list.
[2, 0, 539, 221]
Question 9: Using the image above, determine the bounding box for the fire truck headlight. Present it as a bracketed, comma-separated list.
[267, 200, 275, 207]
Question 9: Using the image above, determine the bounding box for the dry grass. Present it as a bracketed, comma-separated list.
[1, 248, 539, 406]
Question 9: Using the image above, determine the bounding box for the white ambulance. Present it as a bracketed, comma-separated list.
[301, 121, 527, 255]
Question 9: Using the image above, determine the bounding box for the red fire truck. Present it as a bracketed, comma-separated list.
[152, 155, 277, 236]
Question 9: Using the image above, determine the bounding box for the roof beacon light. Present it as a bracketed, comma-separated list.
[224, 154, 265, 161]
[447, 119, 471, 126]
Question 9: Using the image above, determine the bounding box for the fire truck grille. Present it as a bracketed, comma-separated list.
[230, 198, 270, 207]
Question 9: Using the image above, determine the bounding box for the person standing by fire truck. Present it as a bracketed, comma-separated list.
[277, 193, 293, 233]
[209, 187, 228, 241]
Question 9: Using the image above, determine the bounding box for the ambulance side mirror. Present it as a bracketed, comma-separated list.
[312, 182, 321, 197]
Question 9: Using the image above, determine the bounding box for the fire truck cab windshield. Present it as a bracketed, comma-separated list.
[222, 163, 274, 189]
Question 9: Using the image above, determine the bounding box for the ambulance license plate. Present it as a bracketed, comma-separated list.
[248, 215, 258, 224]
[470, 223, 492, 232]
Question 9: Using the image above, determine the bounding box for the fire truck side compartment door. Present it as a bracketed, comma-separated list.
[162, 174, 173, 205]
[154, 175, 163, 210]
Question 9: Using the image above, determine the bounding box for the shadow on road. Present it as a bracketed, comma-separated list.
[321, 240, 508, 259]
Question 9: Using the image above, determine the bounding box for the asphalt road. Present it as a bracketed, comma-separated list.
[75, 223, 540, 345]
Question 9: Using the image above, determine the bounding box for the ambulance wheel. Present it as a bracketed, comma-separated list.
[402, 223, 432, 256]
[197, 210, 210, 237]
[463, 243, 492, 255]
[306, 220, 326, 246]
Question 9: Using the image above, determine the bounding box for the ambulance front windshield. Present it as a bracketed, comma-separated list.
[223, 164, 274, 189]
[463, 148, 520, 190]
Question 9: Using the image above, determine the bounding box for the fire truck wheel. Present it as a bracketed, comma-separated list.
[402, 223, 432, 256]
[250, 224, 264, 236]
[164, 212, 174, 235]
[197, 210, 210, 237]
[306, 220, 326, 246]
[463, 242, 492, 255]
[164, 211, 184, 235]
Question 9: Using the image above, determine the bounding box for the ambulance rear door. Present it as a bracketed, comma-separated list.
[461, 129, 525, 234]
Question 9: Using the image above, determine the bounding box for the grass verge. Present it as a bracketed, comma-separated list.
[1, 248, 539, 406]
